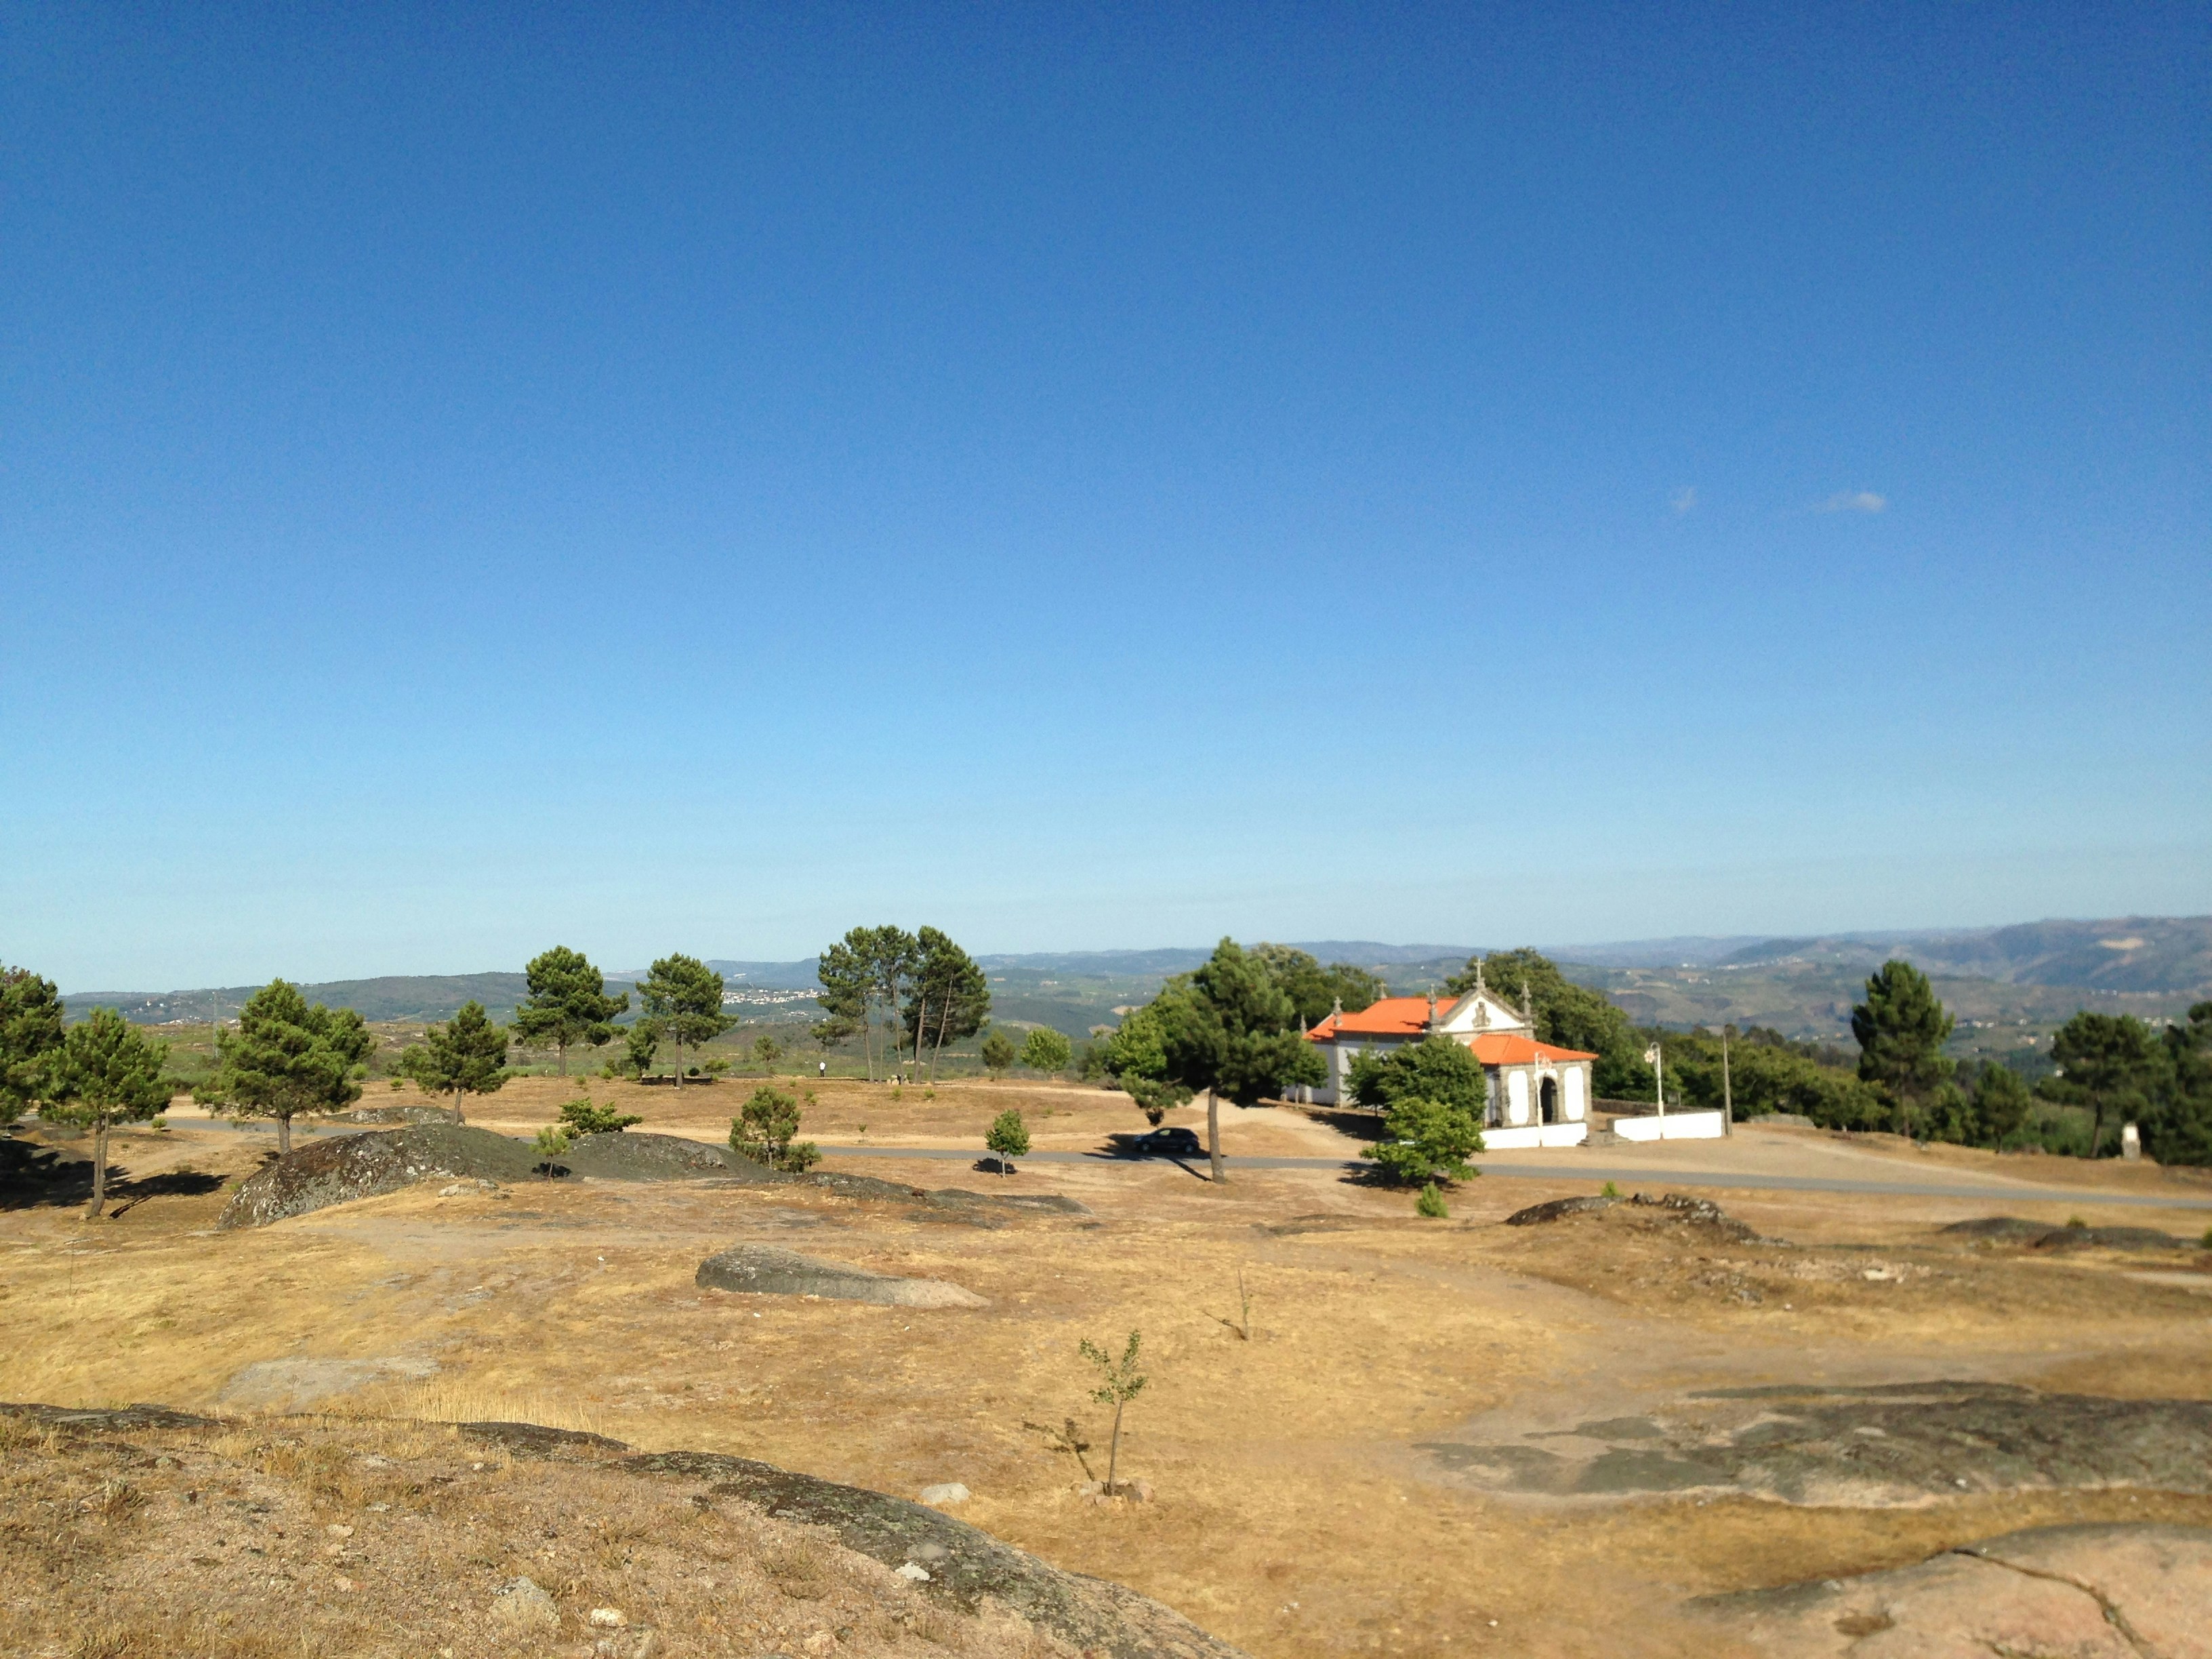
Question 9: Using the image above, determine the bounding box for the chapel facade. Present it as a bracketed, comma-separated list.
[1302, 970, 1595, 1149]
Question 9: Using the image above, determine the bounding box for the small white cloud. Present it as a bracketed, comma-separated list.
[1818, 489, 1887, 514]
[1670, 486, 1697, 515]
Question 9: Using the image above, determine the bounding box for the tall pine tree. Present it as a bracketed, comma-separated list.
[1851, 960, 1955, 1140]
[511, 947, 628, 1076]
[46, 1008, 170, 1218]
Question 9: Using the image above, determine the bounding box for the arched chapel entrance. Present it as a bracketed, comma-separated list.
[1539, 1075, 1559, 1125]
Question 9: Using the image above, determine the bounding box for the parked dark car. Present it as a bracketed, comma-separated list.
[1108, 1126, 1204, 1158]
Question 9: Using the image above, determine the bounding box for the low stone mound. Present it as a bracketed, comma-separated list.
[1942, 1216, 2199, 1252]
[2034, 1223, 2197, 1253]
[696, 1244, 985, 1308]
[1420, 1380, 2212, 1504]
[338, 1104, 459, 1126]
[0, 1404, 1250, 1659]
[1507, 1195, 1620, 1226]
[623, 1447, 1241, 1655]
[1940, 1214, 2060, 1242]
[559, 1131, 745, 1180]
[1256, 1213, 1357, 1235]
[1629, 1191, 1761, 1241]
[808, 1170, 929, 1203]
[1689, 1523, 2212, 1656]
[218, 1125, 546, 1229]
[219, 1126, 760, 1228]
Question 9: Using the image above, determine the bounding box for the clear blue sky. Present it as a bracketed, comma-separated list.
[5, 3, 2206, 990]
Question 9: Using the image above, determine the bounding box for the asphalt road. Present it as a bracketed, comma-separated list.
[154, 1118, 2212, 1212]
[815, 1143, 2212, 1211]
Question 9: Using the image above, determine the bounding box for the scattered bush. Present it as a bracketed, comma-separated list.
[731, 1086, 817, 1172]
[556, 1096, 642, 1136]
[1416, 1183, 1449, 1218]
[985, 1108, 1030, 1177]
[1019, 1027, 1073, 1074]
[1364, 1095, 1483, 1187]
[531, 1125, 571, 1174]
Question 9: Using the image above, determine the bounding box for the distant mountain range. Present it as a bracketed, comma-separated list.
[1571, 916, 2212, 995]
[58, 915, 2212, 1025]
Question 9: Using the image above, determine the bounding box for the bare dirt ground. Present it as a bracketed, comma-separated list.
[7, 1095, 2212, 1657]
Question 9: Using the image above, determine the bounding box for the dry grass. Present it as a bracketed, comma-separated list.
[5, 1115, 2211, 1657]
[0, 1414, 1059, 1659]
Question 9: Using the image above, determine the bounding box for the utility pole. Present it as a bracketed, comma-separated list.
[1721, 1025, 1734, 1135]
[1644, 1042, 1664, 1120]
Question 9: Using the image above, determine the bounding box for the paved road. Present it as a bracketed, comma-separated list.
[813, 1143, 2212, 1211]
[155, 1118, 2212, 1212]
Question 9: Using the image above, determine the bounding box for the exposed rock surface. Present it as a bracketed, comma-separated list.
[1690, 1523, 2212, 1656]
[1627, 1190, 1764, 1240]
[216, 1355, 439, 1411]
[2, 1402, 1253, 1659]
[4, 1406, 1247, 1659]
[218, 1124, 548, 1227]
[623, 1448, 1240, 1658]
[696, 1244, 985, 1308]
[340, 1103, 460, 1126]
[1506, 1195, 1619, 1225]
[220, 1124, 1093, 1228]
[562, 1131, 750, 1180]
[1942, 1215, 2203, 1252]
[1420, 1381, 2212, 1503]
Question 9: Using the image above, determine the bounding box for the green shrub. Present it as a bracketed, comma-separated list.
[1019, 1027, 1073, 1074]
[1364, 1095, 1483, 1187]
[985, 1108, 1030, 1177]
[1416, 1183, 1449, 1218]
[1600, 1180, 1619, 1198]
[557, 1096, 642, 1136]
[531, 1125, 572, 1174]
[731, 1086, 815, 1171]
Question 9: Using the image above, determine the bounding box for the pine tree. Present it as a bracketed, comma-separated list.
[202, 980, 372, 1153]
[985, 1107, 1029, 1178]
[2049, 1012, 2160, 1160]
[1850, 961, 1955, 1140]
[1019, 1027, 1073, 1074]
[400, 1000, 511, 1121]
[636, 954, 731, 1090]
[45, 1008, 170, 1218]
[0, 965, 66, 1126]
[511, 947, 629, 1076]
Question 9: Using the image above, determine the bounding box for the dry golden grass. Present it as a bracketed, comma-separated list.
[0, 1412, 1058, 1659]
[5, 1113, 2211, 1658]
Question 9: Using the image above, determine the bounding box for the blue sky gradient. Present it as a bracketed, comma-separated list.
[4, 3, 2206, 989]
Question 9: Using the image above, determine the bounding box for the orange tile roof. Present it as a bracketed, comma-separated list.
[1467, 1033, 1598, 1064]
[1305, 996, 1437, 1039]
[1305, 1009, 1596, 1066]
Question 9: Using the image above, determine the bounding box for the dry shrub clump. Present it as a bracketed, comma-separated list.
[0, 1412, 1066, 1659]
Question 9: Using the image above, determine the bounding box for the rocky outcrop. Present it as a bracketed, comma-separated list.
[621, 1448, 1242, 1658]
[1420, 1381, 2212, 1504]
[1942, 1215, 2202, 1252]
[216, 1126, 771, 1227]
[218, 1124, 1090, 1229]
[1690, 1523, 2212, 1656]
[1506, 1194, 1620, 1225]
[695, 1244, 985, 1307]
[1, 1403, 1250, 1659]
[217, 1125, 544, 1228]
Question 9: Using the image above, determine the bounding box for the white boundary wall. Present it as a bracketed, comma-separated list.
[1612, 1110, 1725, 1142]
[1483, 1122, 1590, 1150]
